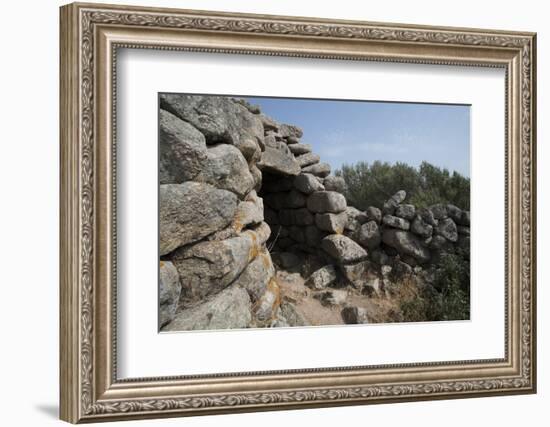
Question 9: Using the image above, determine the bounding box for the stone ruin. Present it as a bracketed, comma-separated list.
[159, 94, 470, 331]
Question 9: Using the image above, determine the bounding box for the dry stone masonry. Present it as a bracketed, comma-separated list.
[159, 95, 470, 330]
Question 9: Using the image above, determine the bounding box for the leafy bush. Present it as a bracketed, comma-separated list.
[335, 160, 470, 210]
[399, 249, 470, 322]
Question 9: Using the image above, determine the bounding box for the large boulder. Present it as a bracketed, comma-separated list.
[436, 218, 459, 242]
[307, 191, 347, 213]
[315, 212, 348, 234]
[163, 286, 252, 331]
[159, 261, 181, 327]
[382, 229, 431, 263]
[323, 175, 347, 193]
[279, 123, 303, 139]
[321, 234, 368, 264]
[288, 143, 312, 155]
[160, 94, 264, 150]
[293, 173, 325, 194]
[411, 215, 433, 238]
[296, 152, 320, 168]
[305, 265, 338, 290]
[258, 145, 301, 176]
[355, 220, 381, 250]
[196, 144, 255, 198]
[159, 109, 208, 184]
[159, 182, 238, 255]
[171, 231, 259, 304]
[232, 248, 275, 302]
[301, 162, 331, 177]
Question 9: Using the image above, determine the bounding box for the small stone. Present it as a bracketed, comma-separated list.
[321, 234, 368, 264]
[430, 204, 448, 220]
[279, 123, 303, 139]
[340, 260, 372, 289]
[395, 204, 416, 220]
[260, 114, 279, 132]
[305, 265, 338, 290]
[315, 212, 348, 234]
[436, 218, 458, 242]
[417, 207, 438, 226]
[411, 215, 433, 238]
[285, 135, 300, 144]
[383, 190, 407, 214]
[279, 301, 309, 326]
[346, 206, 369, 224]
[382, 215, 410, 230]
[296, 152, 320, 168]
[233, 191, 264, 230]
[288, 143, 312, 155]
[366, 206, 383, 224]
[301, 162, 331, 177]
[293, 173, 325, 194]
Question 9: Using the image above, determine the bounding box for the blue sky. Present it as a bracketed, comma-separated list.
[244, 96, 470, 177]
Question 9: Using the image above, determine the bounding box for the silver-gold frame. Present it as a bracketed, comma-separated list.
[59, 2, 537, 423]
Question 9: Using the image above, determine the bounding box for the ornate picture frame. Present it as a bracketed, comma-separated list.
[60, 2, 536, 423]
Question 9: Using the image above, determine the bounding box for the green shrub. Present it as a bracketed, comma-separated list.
[399, 249, 470, 322]
[335, 160, 470, 210]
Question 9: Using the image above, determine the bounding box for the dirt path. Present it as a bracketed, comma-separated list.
[275, 266, 403, 326]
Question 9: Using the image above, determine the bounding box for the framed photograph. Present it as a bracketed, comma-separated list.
[60, 2, 537, 423]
